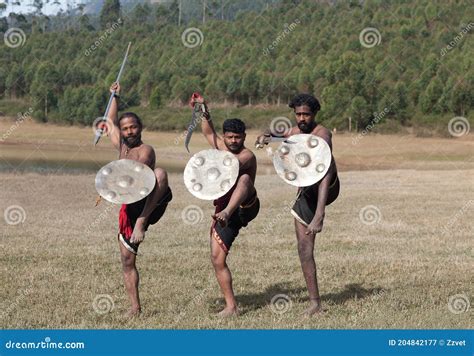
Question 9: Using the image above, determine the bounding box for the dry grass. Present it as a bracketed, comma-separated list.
[0, 121, 472, 329]
[1, 169, 472, 329]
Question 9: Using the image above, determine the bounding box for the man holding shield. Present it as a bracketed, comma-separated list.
[106, 82, 172, 317]
[256, 93, 340, 316]
[191, 93, 260, 317]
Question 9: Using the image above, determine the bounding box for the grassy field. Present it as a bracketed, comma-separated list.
[0, 120, 472, 329]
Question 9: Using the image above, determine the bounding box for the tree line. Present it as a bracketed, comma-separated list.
[0, 0, 472, 131]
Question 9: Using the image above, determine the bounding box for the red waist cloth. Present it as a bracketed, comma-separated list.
[119, 204, 133, 239]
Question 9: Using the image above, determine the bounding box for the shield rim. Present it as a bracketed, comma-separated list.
[183, 149, 239, 200]
[272, 134, 332, 187]
[95, 159, 156, 204]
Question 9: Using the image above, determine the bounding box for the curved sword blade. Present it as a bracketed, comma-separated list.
[184, 103, 202, 153]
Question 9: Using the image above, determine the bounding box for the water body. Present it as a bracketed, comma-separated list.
[0, 158, 185, 174]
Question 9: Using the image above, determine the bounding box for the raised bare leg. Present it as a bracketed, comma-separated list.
[132, 168, 169, 243]
[212, 173, 254, 227]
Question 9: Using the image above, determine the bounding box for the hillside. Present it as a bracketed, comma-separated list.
[0, 0, 472, 132]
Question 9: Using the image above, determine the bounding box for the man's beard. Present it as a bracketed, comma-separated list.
[298, 121, 314, 133]
[226, 142, 243, 153]
[123, 133, 142, 148]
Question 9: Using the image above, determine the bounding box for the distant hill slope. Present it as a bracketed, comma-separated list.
[0, 0, 472, 132]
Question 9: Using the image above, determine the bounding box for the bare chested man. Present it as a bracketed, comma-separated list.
[107, 82, 172, 316]
[256, 93, 340, 316]
[191, 94, 260, 317]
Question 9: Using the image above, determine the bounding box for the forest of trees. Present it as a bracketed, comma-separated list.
[0, 0, 472, 132]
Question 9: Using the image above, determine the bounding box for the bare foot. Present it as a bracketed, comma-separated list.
[124, 308, 141, 318]
[218, 306, 239, 317]
[130, 222, 146, 244]
[212, 210, 229, 227]
[302, 301, 324, 316]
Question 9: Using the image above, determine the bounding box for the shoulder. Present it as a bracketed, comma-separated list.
[241, 147, 256, 160]
[139, 144, 155, 157]
[313, 125, 331, 139]
[140, 144, 155, 153]
[238, 148, 256, 165]
[313, 124, 330, 136]
[137, 144, 156, 168]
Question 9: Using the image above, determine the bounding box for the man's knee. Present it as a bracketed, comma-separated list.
[154, 167, 168, 186]
[121, 253, 136, 271]
[211, 250, 226, 270]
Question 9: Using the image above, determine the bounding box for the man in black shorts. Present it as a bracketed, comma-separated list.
[192, 93, 260, 317]
[256, 93, 340, 316]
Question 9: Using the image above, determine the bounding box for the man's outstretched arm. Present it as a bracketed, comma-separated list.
[108, 82, 121, 150]
[191, 94, 223, 149]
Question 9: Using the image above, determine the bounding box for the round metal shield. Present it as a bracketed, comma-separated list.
[183, 149, 239, 200]
[273, 134, 332, 187]
[95, 159, 156, 204]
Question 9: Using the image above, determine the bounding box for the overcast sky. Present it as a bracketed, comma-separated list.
[0, 0, 79, 16]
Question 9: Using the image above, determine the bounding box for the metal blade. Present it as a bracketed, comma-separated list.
[184, 103, 202, 153]
[255, 136, 296, 149]
[93, 129, 103, 145]
[94, 42, 132, 146]
[270, 137, 296, 144]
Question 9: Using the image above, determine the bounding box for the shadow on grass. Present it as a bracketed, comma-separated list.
[322, 283, 387, 305]
[210, 283, 387, 315]
[210, 282, 306, 315]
